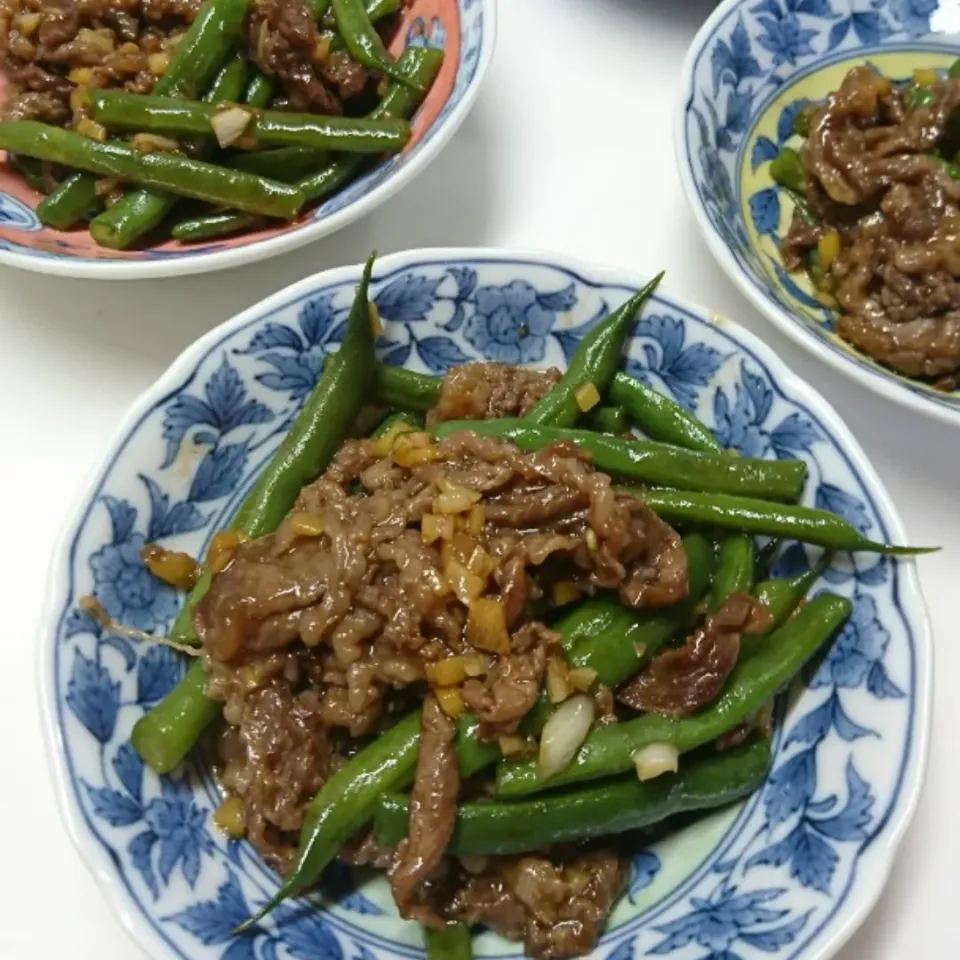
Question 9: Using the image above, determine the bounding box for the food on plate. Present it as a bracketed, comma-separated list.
[0, 0, 441, 247]
[774, 60, 960, 389]
[97, 255, 928, 959]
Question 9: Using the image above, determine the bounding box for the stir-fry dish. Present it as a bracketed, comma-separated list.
[0, 0, 439, 247]
[115, 256, 926, 960]
[773, 61, 960, 390]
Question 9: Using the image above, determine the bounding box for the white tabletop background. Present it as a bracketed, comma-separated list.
[1, 0, 955, 954]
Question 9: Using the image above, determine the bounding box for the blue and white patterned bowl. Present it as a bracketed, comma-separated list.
[676, 0, 960, 427]
[39, 249, 931, 960]
[0, 0, 493, 279]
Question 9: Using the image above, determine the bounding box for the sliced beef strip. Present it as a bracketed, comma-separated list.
[618, 592, 770, 718]
[389, 696, 460, 925]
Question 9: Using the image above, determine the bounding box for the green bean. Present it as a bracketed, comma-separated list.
[754, 538, 783, 581]
[331, 0, 422, 90]
[228, 145, 329, 181]
[239, 708, 423, 930]
[171, 46, 442, 242]
[244, 73, 276, 108]
[522, 533, 715, 736]
[751, 551, 831, 635]
[584, 405, 627, 435]
[297, 44, 442, 203]
[310, 0, 332, 17]
[36, 170, 100, 229]
[425, 925, 473, 960]
[90, 91, 412, 153]
[631, 488, 933, 555]
[0, 124, 304, 220]
[39, 0, 249, 233]
[770, 147, 804, 194]
[431, 421, 807, 502]
[793, 103, 816, 138]
[609, 372, 722, 453]
[371, 410, 422, 438]
[375, 737, 771, 856]
[905, 84, 937, 110]
[8, 154, 48, 193]
[172, 211, 267, 242]
[83, 54, 252, 248]
[365, 0, 400, 19]
[566, 533, 714, 687]
[129, 658, 220, 773]
[377, 363, 441, 410]
[523, 274, 664, 428]
[495, 594, 851, 798]
[708, 535, 754, 611]
[134, 256, 379, 770]
[950, 57, 960, 79]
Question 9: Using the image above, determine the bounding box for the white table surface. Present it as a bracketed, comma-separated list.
[2, 0, 956, 955]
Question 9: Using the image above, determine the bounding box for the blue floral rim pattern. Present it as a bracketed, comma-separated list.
[40, 250, 931, 960]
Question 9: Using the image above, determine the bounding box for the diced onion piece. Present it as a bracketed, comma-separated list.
[585, 528, 598, 551]
[148, 52, 170, 75]
[393, 432, 440, 466]
[467, 504, 485, 535]
[14, 12, 40, 35]
[632, 742, 679, 782]
[117, 40, 140, 55]
[286, 511, 325, 538]
[211, 106, 253, 148]
[422, 512, 455, 545]
[68, 66, 92, 84]
[466, 545, 495, 580]
[371, 417, 415, 456]
[132, 132, 180, 153]
[817, 229, 841, 270]
[498, 735, 525, 757]
[435, 477, 482, 515]
[546, 658, 571, 704]
[914, 68, 938, 87]
[552, 580, 579, 606]
[463, 653, 491, 677]
[426, 654, 488, 686]
[206, 530, 250, 574]
[568, 667, 598, 692]
[77, 117, 107, 142]
[70, 85, 89, 112]
[213, 796, 246, 839]
[574, 381, 600, 412]
[435, 686, 464, 718]
[441, 531, 476, 567]
[538, 694, 595, 780]
[445, 558, 485, 606]
[142, 543, 198, 590]
[467, 597, 511, 653]
[94, 176, 121, 197]
[313, 35, 332, 64]
[78, 27, 115, 54]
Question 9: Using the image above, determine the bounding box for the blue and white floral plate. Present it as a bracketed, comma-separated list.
[676, 0, 960, 427]
[39, 249, 931, 960]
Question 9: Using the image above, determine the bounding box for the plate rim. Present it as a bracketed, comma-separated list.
[0, 0, 496, 281]
[673, 0, 960, 430]
[38, 245, 934, 960]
